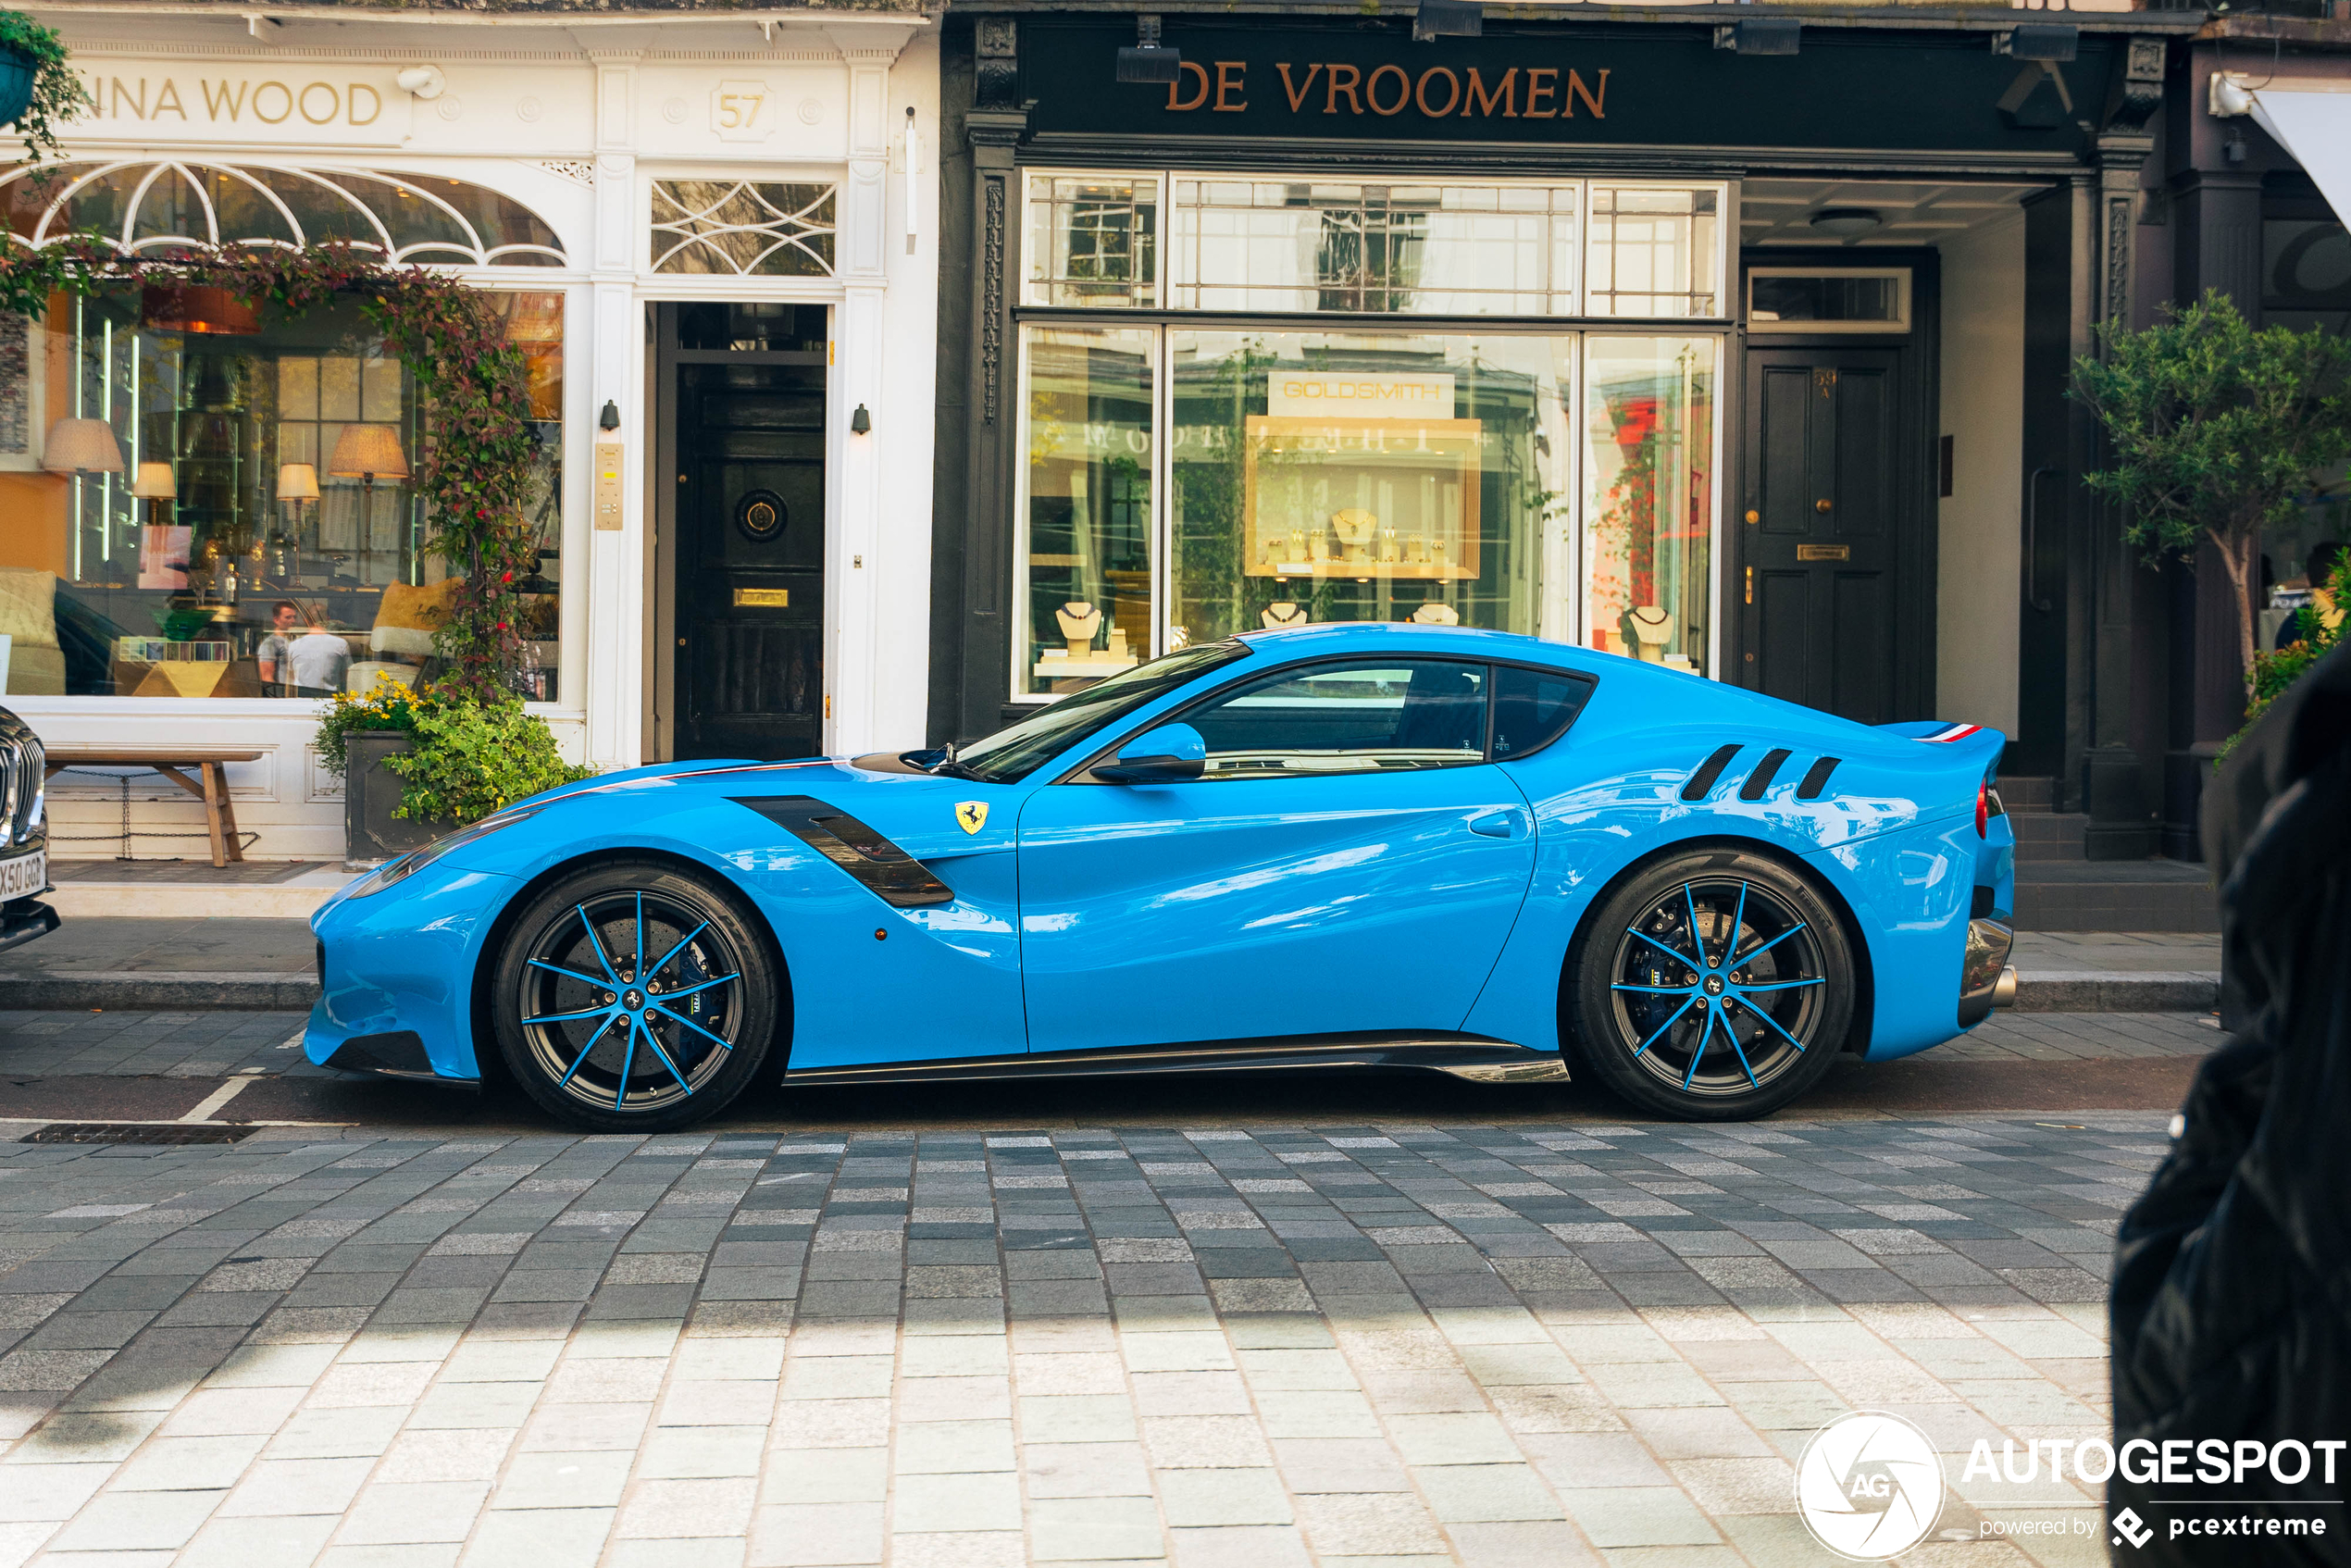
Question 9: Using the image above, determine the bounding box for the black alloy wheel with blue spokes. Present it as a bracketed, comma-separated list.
[1568, 850, 1854, 1121]
[491, 861, 779, 1132]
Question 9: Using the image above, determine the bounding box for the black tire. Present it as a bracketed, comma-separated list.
[1566, 847, 1854, 1122]
[490, 859, 779, 1133]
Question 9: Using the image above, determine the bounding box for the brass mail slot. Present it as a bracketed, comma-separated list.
[733, 588, 790, 607]
[1796, 544, 1851, 563]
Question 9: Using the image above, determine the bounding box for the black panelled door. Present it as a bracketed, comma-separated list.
[1741, 348, 1904, 725]
[673, 355, 827, 760]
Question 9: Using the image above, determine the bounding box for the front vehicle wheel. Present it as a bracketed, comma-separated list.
[1567, 849, 1854, 1121]
[490, 860, 779, 1132]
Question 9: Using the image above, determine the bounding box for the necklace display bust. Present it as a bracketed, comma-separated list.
[1056, 601, 1103, 652]
[1261, 601, 1308, 629]
[1627, 604, 1672, 663]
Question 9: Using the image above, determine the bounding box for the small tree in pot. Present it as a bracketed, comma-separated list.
[2073, 290, 2351, 678]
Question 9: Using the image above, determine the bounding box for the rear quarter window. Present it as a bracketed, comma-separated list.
[1491, 666, 1596, 761]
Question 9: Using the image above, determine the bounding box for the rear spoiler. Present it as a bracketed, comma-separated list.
[1878, 719, 2007, 777]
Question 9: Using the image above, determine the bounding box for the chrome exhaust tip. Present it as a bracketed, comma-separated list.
[1992, 964, 2019, 1009]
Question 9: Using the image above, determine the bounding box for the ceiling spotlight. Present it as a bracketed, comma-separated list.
[1116, 15, 1181, 85]
[1413, 0, 1483, 42]
[1810, 208, 1883, 237]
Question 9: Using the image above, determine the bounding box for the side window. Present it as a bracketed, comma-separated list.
[1492, 666, 1596, 760]
[1186, 661, 1489, 779]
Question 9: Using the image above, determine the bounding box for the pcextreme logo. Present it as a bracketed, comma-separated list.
[1796, 1411, 1946, 1561]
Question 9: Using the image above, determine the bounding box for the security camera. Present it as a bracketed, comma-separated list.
[396, 65, 447, 101]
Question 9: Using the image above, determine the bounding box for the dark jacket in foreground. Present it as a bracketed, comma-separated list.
[2108, 641, 2351, 1565]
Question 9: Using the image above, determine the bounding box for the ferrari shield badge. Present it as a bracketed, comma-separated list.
[955, 801, 989, 835]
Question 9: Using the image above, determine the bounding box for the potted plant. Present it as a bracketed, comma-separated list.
[318, 674, 591, 866]
[0, 10, 94, 163]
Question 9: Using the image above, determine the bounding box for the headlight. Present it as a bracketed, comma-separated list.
[345, 807, 541, 899]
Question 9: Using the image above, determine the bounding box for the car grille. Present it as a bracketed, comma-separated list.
[0, 734, 42, 845]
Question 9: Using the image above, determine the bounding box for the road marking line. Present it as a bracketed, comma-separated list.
[180, 1072, 266, 1125]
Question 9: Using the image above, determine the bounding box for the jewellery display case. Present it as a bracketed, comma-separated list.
[1239, 414, 1485, 583]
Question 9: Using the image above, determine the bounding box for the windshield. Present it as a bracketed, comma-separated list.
[953, 641, 1249, 783]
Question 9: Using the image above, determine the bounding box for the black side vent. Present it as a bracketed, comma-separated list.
[1795, 757, 1841, 801]
[734, 796, 954, 908]
[1680, 744, 1742, 802]
[25, 1123, 256, 1145]
[1739, 748, 1794, 802]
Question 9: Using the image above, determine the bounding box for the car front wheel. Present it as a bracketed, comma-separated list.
[490, 860, 779, 1132]
[1567, 849, 1854, 1121]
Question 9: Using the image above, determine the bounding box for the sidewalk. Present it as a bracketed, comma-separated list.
[0, 922, 2225, 1017]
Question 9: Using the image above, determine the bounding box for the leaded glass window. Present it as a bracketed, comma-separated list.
[649, 181, 836, 277]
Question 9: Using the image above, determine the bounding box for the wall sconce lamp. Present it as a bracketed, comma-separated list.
[851, 404, 872, 435]
[1116, 16, 1180, 84]
[600, 400, 621, 431]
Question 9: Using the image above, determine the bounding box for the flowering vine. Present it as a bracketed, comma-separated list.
[0, 236, 540, 703]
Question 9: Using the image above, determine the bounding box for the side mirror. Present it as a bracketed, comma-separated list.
[1095, 722, 1206, 784]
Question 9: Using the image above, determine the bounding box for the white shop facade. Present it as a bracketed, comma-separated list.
[3, 2, 939, 862]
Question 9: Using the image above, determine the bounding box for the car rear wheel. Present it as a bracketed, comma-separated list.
[491, 860, 778, 1132]
[1567, 849, 1853, 1121]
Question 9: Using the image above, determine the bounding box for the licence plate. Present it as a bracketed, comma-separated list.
[0, 851, 46, 901]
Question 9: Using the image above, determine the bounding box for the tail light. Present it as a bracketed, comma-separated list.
[1976, 780, 1989, 838]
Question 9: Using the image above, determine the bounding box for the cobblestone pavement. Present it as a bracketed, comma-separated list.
[0, 1110, 2165, 1568]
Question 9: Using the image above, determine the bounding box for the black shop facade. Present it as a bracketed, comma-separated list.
[927, 6, 2208, 855]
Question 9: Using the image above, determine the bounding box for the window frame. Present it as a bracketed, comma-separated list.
[1021, 168, 1166, 309]
[1055, 652, 1596, 785]
[1743, 266, 1912, 335]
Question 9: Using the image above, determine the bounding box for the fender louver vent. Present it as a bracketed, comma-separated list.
[1739, 748, 1794, 802]
[1680, 744, 1742, 802]
[1796, 757, 1841, 801]
[733, 796, 954, 908]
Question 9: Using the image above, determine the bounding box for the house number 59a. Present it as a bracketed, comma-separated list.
[714, 80, 772, 142]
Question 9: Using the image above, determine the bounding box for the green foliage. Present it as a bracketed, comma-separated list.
[2072, 291, 2351, 674]
[314, 673, 429, 778]
[2221, 557, 2349, 763]
[381, 697, 592, 825]
[0, 242, 541, 700]
[0, 11, 93, 167]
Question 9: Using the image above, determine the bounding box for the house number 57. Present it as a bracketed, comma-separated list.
[714, 81, 772, 142]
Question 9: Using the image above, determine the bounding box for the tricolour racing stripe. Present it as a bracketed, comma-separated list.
[1919, 723, 1982, 744]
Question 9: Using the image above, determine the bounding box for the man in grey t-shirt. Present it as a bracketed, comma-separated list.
[287, 617, 351, 693]
[256, 600, 300, 691]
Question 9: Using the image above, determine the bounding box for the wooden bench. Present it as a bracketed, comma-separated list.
[44, 750, 264, 868]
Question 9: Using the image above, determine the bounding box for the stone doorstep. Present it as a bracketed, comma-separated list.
[0, 966, 2220, 1015]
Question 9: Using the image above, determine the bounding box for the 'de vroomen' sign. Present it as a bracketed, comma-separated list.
[1163, 60, 1608, 121]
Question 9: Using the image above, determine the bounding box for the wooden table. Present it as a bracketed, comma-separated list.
[44, 750, 264, 867]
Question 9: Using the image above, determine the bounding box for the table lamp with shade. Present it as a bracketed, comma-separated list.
[129, 460, 177, 537]
[274, 462, 317, 580]
[41, 417, 125, 478]
[328, 426, 408, 570]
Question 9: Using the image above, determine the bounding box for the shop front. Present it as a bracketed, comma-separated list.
[927, 7, 2195, 802]
[4, 1, 937, 861]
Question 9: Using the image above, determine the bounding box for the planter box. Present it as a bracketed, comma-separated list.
[343, 730, 455, 867]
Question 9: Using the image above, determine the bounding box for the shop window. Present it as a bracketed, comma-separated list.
[1026, 174, 1159, 307]
[1587, 186, 1720, 318]
[0, 288, 565, 703]
[1167, 329, 1568, 651]
[1167, 180, 1576, 316]
[0, 161, 566, 267]
[1015, 325, 1157, 697]
[649, 180, 836, 277]
[1583, 336, 1717, 673]
[1179, 660, 1490, 778]
[1746, 268, 1909, 333]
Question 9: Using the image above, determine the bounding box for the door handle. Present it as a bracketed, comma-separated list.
[1468, 810, 1521, 840]
[2023, 466, 2059, 614]
[1814, 498, 1833, 514]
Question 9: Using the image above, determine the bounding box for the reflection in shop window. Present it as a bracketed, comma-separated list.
[1587, 186, 1720, 318]
[1015, 326, 1155, 697]
[0, 288, 564, 702]
[1026, 174, 1158, 307]
[1169, 330, 1569, 649]
[1167, 181, 1577, 316]
[650, 180, 837, 277]
[1584, 337, 1716, 675]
